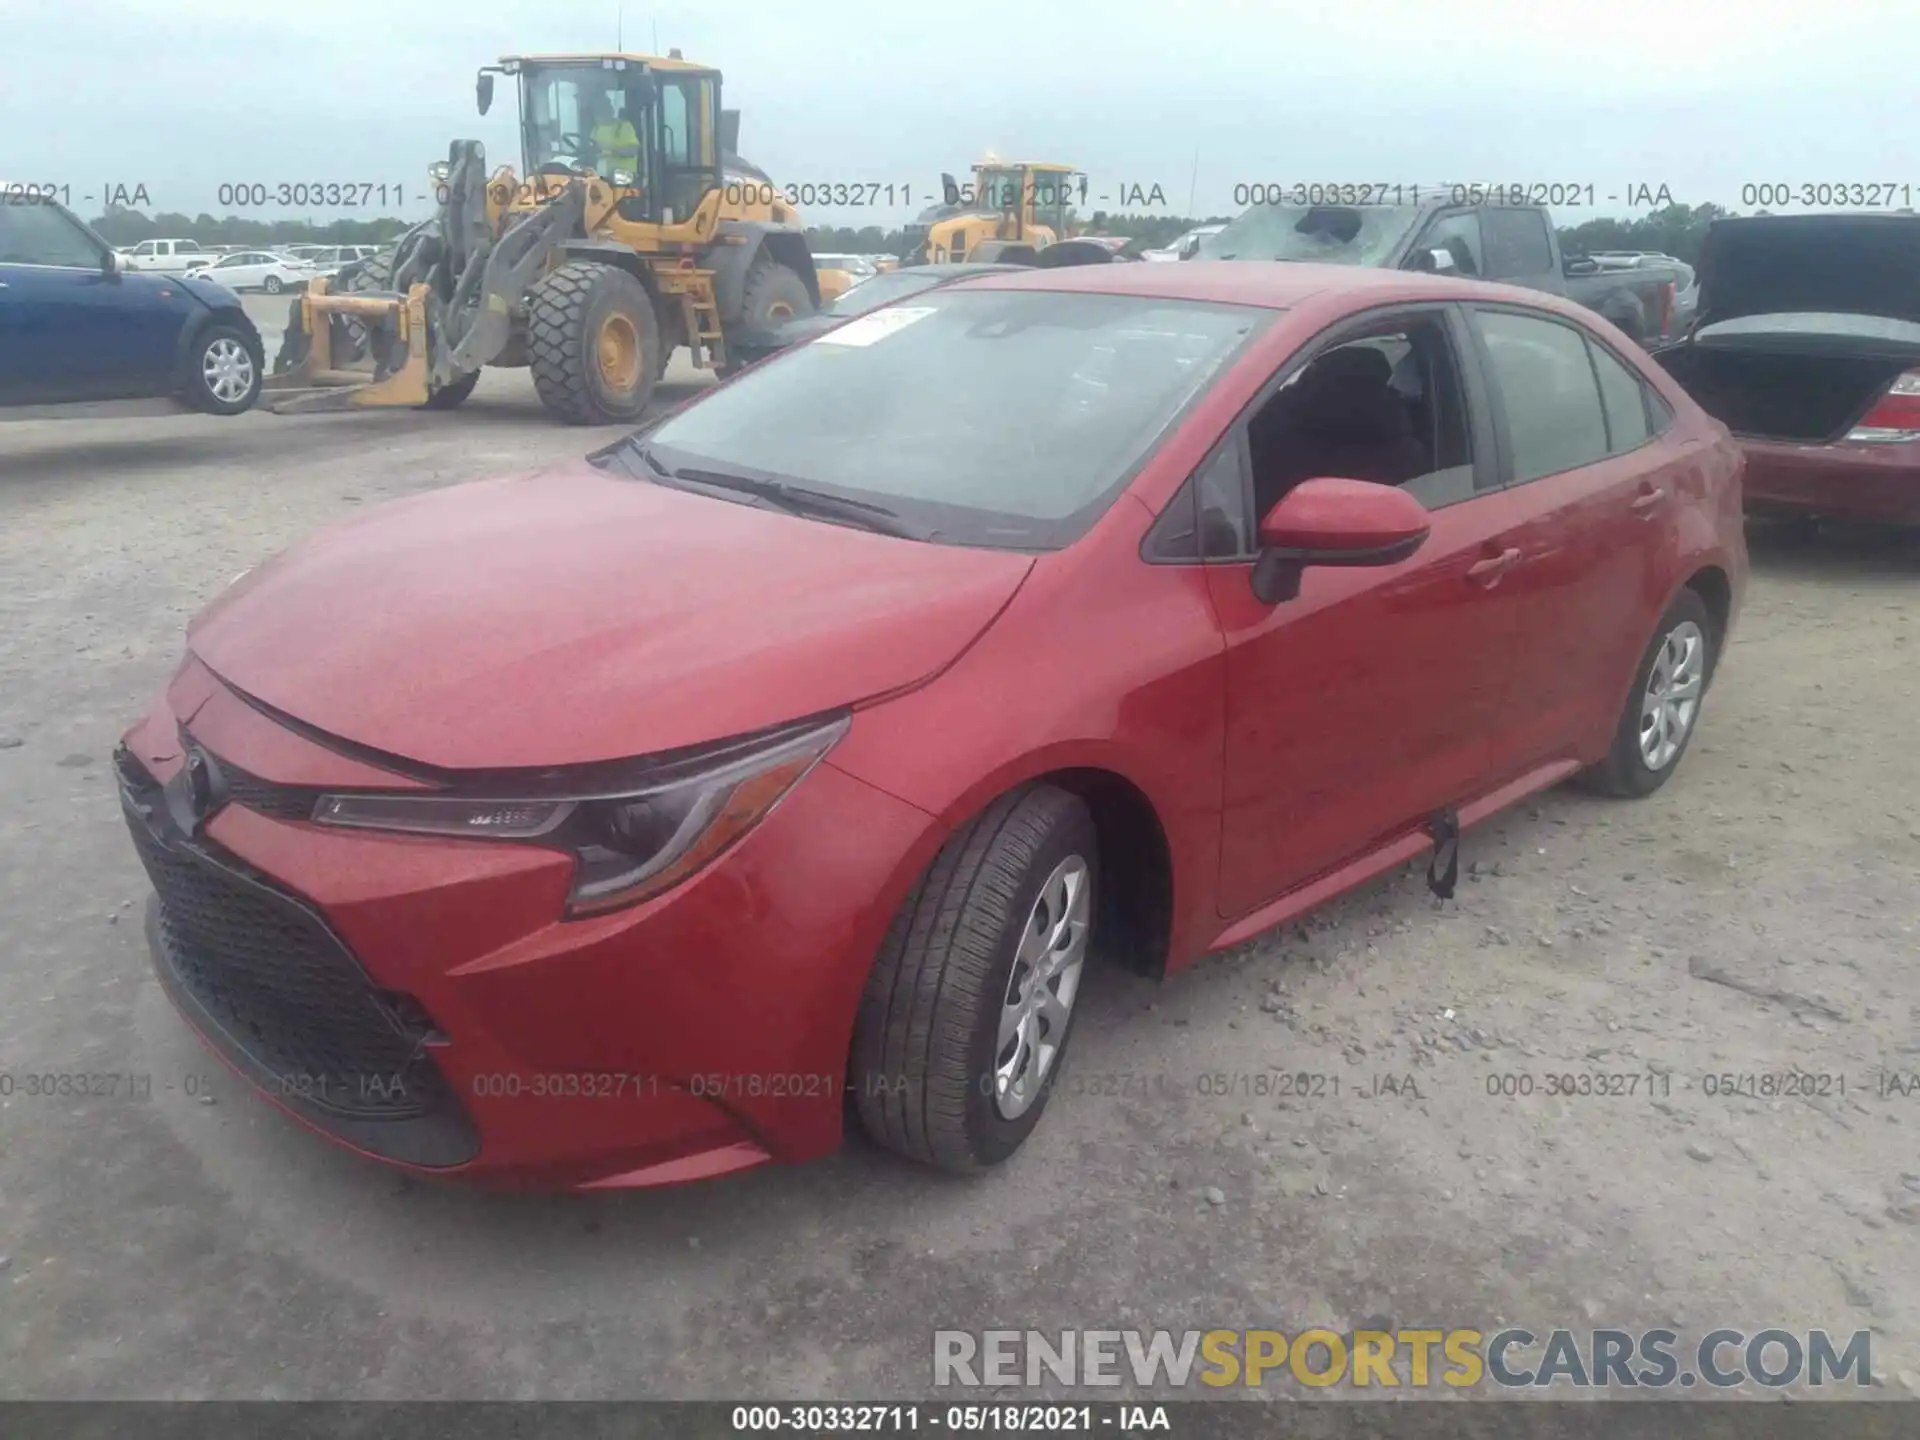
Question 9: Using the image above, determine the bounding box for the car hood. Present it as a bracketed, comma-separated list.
[1695, 214, 1920, 327]
[186, 457, 1035, 771]
[176, 272, 246, 309]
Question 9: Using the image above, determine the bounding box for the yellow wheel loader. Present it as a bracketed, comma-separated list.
[897, 159, 1086, 267]
[267, 52, 820, 423]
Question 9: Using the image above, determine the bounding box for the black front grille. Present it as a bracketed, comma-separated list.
[220, 763, 322, 822]
[118, 747, 478, 1166]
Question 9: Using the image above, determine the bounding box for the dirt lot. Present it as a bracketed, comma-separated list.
[3, 302, 1919, 1400]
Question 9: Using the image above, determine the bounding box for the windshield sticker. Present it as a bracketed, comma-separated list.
[815, 306, 938, 347]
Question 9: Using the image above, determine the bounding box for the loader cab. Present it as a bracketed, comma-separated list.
[489, 54, 723, 227]
[973, 162, 1082, 245]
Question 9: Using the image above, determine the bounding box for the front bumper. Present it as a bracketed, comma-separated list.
[1740, 436, 1920, 523]
[117, 682, 934, 1189]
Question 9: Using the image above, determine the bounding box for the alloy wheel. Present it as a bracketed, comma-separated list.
[1640, 619, 1705, 770]
[993, 854, 1091, 1120]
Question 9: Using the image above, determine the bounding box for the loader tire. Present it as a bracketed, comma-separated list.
[738, 257, 814, 333]
[328, 251, 394, 367]
[423, 370, 481, 410]
[527, 261, 660, 425]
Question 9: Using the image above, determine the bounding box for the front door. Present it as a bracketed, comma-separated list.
[1203, 305, 1529, 917]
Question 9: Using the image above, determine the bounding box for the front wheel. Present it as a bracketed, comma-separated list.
[183, 323, 263, 415]
[851, 786, 1098, 1173]
[527, 261, 661, 425]
[1580, 589, 1716, 797]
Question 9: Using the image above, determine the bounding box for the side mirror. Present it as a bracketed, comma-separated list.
[476, 71, 495, 115]
[941, 172, 960, 207]
[1250, 477, 1431, 604]
[103, 249, 125, 276]
[1414, 246, 1458, 275]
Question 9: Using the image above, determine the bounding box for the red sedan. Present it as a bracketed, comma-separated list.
[118, 262, 1748, 1189]
[1656, 213, 1920, 525]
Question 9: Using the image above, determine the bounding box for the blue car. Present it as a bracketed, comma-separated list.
[0, 196, 264, 417]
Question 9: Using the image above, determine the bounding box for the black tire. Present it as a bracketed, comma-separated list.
[1580, 588, 1717, 798]
[970, 240, 1041, 266]
[272, 250, 392, 374]
[263, 274, 285, 295]
[851, 785, 1098, 1173]
[527, 261, 661, 425]
[737, 257, 814, 334]
[182, 321, 264, 416]
[422, 370, 481, 410]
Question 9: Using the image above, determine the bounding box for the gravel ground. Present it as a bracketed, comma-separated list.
[3, 312, 1919, 1400]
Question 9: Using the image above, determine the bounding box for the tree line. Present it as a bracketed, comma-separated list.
[84, 200, 1763, 265]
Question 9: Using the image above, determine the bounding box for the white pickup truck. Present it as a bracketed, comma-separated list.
[117, 238, 220, 277]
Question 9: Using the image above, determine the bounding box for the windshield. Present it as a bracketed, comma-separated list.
[822, 268, 947, 316]
[1198, 204, 1419, 264]
[628, 289, 1267, 548]
[1031, 173, 1076, 234]
[521, 66, 646, 186]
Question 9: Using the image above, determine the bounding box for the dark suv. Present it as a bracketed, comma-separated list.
[0, 198, 264, 418]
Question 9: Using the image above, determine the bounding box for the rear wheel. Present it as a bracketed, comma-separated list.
[1580, 589, 1716, 798]
[263, 274, 285, 295]
[272, 249, 392, 374]
[527, 261, 661, 425]
[851, 786, 1098, 1173]
[737, 256, 813, 334]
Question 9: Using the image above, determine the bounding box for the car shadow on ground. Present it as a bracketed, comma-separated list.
[1744, 515, 1920, 581]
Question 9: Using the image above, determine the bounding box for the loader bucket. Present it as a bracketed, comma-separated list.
[263, 277, 434, 414]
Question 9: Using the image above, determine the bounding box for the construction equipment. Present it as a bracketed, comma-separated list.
[897, 158, 1086, 267]
[268, 52, 820, 422]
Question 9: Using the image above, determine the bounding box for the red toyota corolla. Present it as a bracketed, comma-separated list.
[118, 263, 1747, 1189]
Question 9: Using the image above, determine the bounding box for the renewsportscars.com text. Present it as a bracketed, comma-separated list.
[933, 1327, 1872, 1390]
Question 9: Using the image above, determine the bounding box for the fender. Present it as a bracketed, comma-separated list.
[557, 239, 661, 291]
[702, 220, 821, 321]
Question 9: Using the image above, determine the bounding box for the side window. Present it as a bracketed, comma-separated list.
[0, 204, 104, 267]
[1245, 311, 1478, 518]
[131, 240, 157, 256]
[1481, 209, 1554, 279]
[658, 80, 692, 166]
[1474, 310, 1610, 483]
[1413, 212, 1483, 277]
[1644, 387, 1675, 437]
[1588, 339, 1652, 453]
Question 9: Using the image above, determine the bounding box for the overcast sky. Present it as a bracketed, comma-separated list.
[5, 0, 1917, 226]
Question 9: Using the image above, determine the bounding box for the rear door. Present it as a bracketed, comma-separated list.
[1463, 305, 1683, 772]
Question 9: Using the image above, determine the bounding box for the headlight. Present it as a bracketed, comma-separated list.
[428, 161, 452, 182]
[312, 716, 848, 917]
[610, 170, 635, 187]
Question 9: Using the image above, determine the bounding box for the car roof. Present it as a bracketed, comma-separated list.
[944, 258, 1603, 320]
[913, 263, 1033, 278]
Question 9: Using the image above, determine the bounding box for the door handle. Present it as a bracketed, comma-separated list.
[1630, 486, 1666, 513]
[1466, 547, 1522, 586]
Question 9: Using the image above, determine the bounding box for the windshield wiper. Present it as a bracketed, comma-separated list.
[673, 466, 931, 540]
[608, 439, 931, 540]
